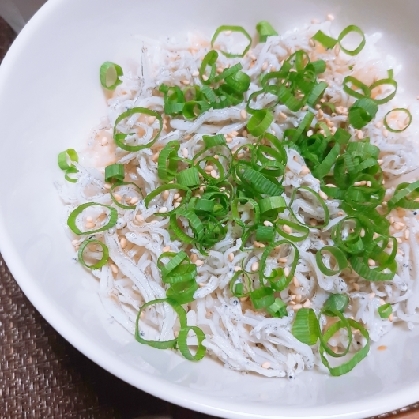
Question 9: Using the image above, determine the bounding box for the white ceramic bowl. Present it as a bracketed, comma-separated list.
[1, 1, 419, 417]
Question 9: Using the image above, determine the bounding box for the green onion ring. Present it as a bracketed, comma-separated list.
[211, 25, 252, 58]
[77, 239, 109, 270]
[177, 326, 206, 361]
[383, 108, 412, 133]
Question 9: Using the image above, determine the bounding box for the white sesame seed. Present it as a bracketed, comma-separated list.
[389, 313, 394, 322]
[130, 197, 139, 205]
[253, 241, 265, 248]
[85, 222, 95, 229]
[264, 220, 273, 227]
[111, 264, 119, 274]
[240, 109, 247, 120]
[368, 259, 375, 267]
[261, 62, 269, 71]
[190, 253, 198, 262]
[202, 75, 209, 81]
[284, 267, 290, 276]
[192, 71, 199, 77]
[261, 362, 270, 369]
[327, 13, 335, 21]
[159, 207, 168, 214]
[366, 181, 372, 187]
[228, 253, 234, 262]
[181, 80, 190, 85]
[205, 165, 214, 172]
[163, 246, 171, 252]
[148, 116, 156, 124]
[307, 130, 314, 137]
[225, 30, 232, 36]
[251, 262, 259, 272]
[356, 130, 364, 140]
[136, 214, 144, 223]
[404, 230, 410, 240]
[174, 202, 181, 208]
[174, 193, 180, 200]
[234, 266, 241, 272]
[210, 170, 217, 178]
[181, 148, 189, 158]
[393, 222, 404, 231]
[162, 190, 170, 200]
[101, 137, 108, 146]
[195, 260, 204, 266]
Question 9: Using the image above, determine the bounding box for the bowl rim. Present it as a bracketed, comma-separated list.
[0, 0, 419, 417]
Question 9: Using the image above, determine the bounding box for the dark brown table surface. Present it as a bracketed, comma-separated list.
[0, 16, 418, 419]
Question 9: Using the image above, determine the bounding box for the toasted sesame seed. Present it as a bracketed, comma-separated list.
[353, 283, 360, 291]
[389, 313, 394, 322]
[393, 222, 404, 231]
[293, 277, 300, 287]
[234, 266, 241, 272]
[228, 253, 234, 262]
[261, 362, 270, 369]
[307, 130, 314, 137]
[195, 259, 204, 267]
[253, 241, 266, 248]
[181, 148, 189, 158]
[303, 299, 311, 308]
[300, 166, 310, 176]
[261, 61, 269, 71]
[284, 267, 290, 276]
[319, 191, 328, 200]
[378, 345, 387, 351]
[368, 259, 375, 267]
[356, 130, 364, 140]
[279, 257, 288, 263]
[111, 264, 119, 274]
[264, 220, 273, 227]
[251, 261, 259, 272]
[162, 190, 170, 200]
[136, 214, 144, 223]
[404, 230, 410, 240]
[181, 80, 190, 85]
[85, 222, 95, 229]
[210, 170, 217, 178]
[240, 109, 247, 120]
[159, 207, 168, 214]
[377, 159, 383, 165]
[192, 71, 199, 77]
[163, 246, 171, 252]
[283, 225, 292, 234]
[202, 75, 209, 81]
[120, 238, 127, 249]
[366, 181, 372, 187]
[130, 197, 139, 205]
[190, 253, 198, 262]
[278, 112, 287, 120]
[174, 202, 181, 208]
[205, 165, 214, 172]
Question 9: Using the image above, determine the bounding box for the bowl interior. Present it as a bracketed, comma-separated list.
[1, 0, 419, 418]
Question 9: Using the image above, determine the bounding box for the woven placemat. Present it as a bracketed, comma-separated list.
[0, 16, 418, 419]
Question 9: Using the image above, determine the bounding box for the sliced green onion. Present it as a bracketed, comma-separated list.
[388, 181, 419, 210]
[370, 77, 397, 104]
[250, 287, 275, 310]
[378, 303, 392, 319]
[292, 308, 320, 346]
[319, 318, 370, 376]
[110, 182, 143, 209]
[135, 299, 186, 349]
[383, 108, 412, 133]
[259, 196, 287, 217]
[343, 76, 370, 99]
[247, 109, 274, 137]
[211, 25, 252, 58]
[337, 25, 366, 56]
[77, 239, 109, 270]
[177, 326, 206, 361]
[266, 298, 288, 318]
[312, 30, 338, 49]
[113, 107, 162, 152]
[348, 98, 378, 129]
[350, 256, 396, 281]
[105, 164, 125, 182]
[239, 166, 284, 197]
[323, 294, 349, 315]
[58, 149, 79, 183]
[159, 84, 186, 115]
[100, 62, 123, 90]
[67, 202, 118, 235]
[199, 50, 218, 84]
[256, 21, 278, 43]
[58, 149, 78, 170]
[315, 246, 348, 276]
[157, 141, 181, 181]
[176, 167, 200, 188]
[255, 225, 275, 242]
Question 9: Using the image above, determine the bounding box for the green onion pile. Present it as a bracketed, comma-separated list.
[58, 19, 418, 377]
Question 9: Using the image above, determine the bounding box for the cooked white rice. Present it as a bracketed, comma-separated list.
[56, 18, 419, 378]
